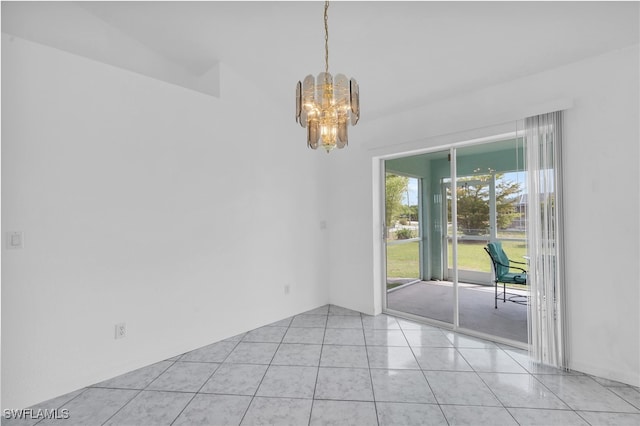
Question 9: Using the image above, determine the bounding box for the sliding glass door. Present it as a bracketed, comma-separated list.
[384, 136, 529, 343]
[455, 142, 527, 341]
[385, 150, 453, 325]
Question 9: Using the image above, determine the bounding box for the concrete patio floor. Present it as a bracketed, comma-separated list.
[386, 280, 528, 343]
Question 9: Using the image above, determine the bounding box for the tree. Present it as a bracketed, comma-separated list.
[400, 204, 419, 222]
[495, 178, 522, 229]
[456, 181, 490, 235]
[452, 174, 522, 235]
[385, 174, 408, 230]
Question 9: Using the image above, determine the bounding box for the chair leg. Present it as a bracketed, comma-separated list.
[503, 282, 506, 302]
[495, 281, 498, 309]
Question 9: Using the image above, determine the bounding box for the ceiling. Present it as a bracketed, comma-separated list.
[2, 1, 639, 120]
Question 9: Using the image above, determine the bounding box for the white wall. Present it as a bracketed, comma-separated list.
[327, 45, 640, 386]
[1, 34, 329, 408]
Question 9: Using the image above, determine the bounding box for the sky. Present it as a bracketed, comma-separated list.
[402, 178, 419, 206]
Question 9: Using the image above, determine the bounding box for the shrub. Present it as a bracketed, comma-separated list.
[395, 228, 416, 239]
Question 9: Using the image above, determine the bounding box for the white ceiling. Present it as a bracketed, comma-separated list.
[2, 1, 639, 120]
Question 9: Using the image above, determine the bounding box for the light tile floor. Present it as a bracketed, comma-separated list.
[5, 305, 640, 426]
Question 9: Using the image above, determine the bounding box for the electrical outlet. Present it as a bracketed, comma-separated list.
[7, 231, 24, 249]
[115, 323, 126, 339]
[284, 285, 290, 295]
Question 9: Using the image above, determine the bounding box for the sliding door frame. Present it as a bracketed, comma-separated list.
[376, 131, 528, 349]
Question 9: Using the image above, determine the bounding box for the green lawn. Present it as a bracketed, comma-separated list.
[386, 240, 527, 278]
[448, 240, 527, 273]
[386, 242, 420, 278]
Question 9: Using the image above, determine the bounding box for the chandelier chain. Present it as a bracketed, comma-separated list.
[324, 1, 329, 73]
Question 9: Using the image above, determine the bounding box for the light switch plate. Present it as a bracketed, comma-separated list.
[7, 231, 24, 249]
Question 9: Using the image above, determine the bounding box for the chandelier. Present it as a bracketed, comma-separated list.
[295, 1, 359, 153]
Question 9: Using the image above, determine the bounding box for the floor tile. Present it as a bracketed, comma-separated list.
[366, 346, 420, 369]
[256, 365, 317, 398]
[241, 326, 287, 343]
[5, 388, 88, 426]
[309, 400, 377, 426]
[534, 374, 639, 412]
[412, 347, 473, 371]
[224, 342, 279, 364]
[180, 341, 238, 363]
[479, 372, 569, 409]
[320, 345, 369, 368]
[576, 411, 640, 426]
[271, 343, 322, 366]
[370, 369, 436, 403]
[323, 328, 365, 346]
[39, 388, 138, 426]
[444, 332, 498, 348]
[103, 390, 193, 426]
[589, 375, 634, 387]
[502, 348, 575, 375]
[361, 314, 401, 330]
[222, 332, 247, 343]
[241, 397, 312, 426]
[457, 348, 528, 373]
[200, 363, 268, 396]
[173, 394, 251, 426]
[92, 361, 173, 390]
[266, 317, 292, 327]
[303, 305, 330, 315]
[403, 329, 454, 347]
[32, 388, 87, 410]
[423, 371, 501, 406]
[440, 405, 518, 425]
[25, 306, 640, 426]
[147, 362, 219, 392]
[609, 386, 640, 409]
[328, 305, 361, 316]
[326, 315, 363, 329]
[397, 319, 443, 331]
[376, 402, 448, 426]
[1, 414, 40, 426]
[314, 367, 374, 401]
[507, 408, 589, 425]
[282, 327, 325, 344]
[290, 314, 328, 328]
[363, 329, 408, 346]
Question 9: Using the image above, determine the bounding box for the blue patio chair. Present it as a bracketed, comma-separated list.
[484, 241, 527, 308]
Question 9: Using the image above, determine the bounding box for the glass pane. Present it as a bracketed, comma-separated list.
[302, 74, 316, 118]
[307, 121, 319, 149]
[334, 74, 350, 110]
[350, 78, 359, 125]
[295, 81, 301, 123]
[496, 172, 526, 240]
[385, 150, 452, 325]
[456, 138, 528, 343]
[316, 72, 332, 108]
[456, 179, 490, 272]
[385, 174, 419, 286]
[336, 120, 348, 148]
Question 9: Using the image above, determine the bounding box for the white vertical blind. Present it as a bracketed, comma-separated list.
[525, 111, 568, 368]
